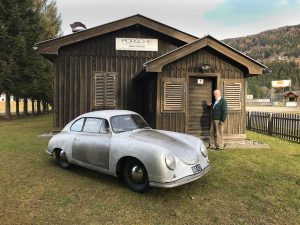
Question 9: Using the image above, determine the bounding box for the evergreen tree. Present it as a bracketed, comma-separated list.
[0, 0, 61, 118]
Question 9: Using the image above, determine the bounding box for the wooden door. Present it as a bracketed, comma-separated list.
[188, 77, 214, 137]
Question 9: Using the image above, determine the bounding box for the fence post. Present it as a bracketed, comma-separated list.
[247, 111, 251, 130]
[268, 112, 273, 135]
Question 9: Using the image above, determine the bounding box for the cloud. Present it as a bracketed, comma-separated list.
[203, 0, 300, 26]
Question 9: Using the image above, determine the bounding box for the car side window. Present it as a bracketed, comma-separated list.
[100, 119, 110, 134]
[70, 118, 85, 132]
[82, 118, 103, 133]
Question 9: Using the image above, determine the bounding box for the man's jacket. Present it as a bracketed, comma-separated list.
[210, 98, 228, 122]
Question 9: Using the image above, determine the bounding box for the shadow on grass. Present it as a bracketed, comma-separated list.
[44, 156, 211, 196]
[45, 157, 128, 189]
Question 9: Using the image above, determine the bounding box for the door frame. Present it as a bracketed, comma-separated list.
[185, 72, 221, 134]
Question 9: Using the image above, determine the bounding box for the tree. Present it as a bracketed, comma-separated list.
[0, 0, 61, 118]
[33, 0, 61, 114]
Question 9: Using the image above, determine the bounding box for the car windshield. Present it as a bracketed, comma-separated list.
[110, 114, 151, 133]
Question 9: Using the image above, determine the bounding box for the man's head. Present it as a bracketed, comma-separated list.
[213, 90, 221, 100]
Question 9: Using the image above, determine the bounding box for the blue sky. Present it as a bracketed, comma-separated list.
[57, 0, 300, 39]
[204, 0, 300, 26]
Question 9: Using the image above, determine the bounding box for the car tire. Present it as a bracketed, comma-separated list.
[55, 149, 70, 169]
[123, 158, 148, 193]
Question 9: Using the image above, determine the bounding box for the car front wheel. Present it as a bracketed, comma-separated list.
[123, 158, 148, 193]
[55, 149, 70, 169]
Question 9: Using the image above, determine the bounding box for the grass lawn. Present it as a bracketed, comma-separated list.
[0, 115, 299, 225]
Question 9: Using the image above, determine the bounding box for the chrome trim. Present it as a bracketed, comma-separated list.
[130, 166, 144, 182]
[46, 149, 53, 156]
[149, 165, 210, 188]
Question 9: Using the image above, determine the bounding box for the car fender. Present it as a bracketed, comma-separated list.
[108, 136, 171, 182]
[47, 132, 75, 159]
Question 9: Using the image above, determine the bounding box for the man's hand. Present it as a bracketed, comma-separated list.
[219, 121, 224, 125]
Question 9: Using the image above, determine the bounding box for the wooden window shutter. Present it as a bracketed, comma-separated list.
[94, 72, 117, 108]
[224, 82, 241, 110]
[163, 81, 184, 111]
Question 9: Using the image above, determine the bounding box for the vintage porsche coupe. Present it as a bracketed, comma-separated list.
[46, 110, 210, 192]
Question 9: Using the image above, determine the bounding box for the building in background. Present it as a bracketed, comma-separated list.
[283, 91, 299, 106]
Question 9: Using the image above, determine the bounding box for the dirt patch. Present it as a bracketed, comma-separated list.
[224, 139, 270, 149]
[206, 139, 269, 149]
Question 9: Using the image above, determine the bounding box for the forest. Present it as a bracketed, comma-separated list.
[224, 24, 300, 98]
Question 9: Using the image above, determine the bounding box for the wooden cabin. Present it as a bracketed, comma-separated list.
[283, 91, 299, 106]
[37, 14, 267, 141]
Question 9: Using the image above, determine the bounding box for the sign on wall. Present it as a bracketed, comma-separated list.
[271, 80, 291, 88]
[116, 38, 158, 51]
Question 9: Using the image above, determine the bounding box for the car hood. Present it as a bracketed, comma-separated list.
[129, 129, 199, 165]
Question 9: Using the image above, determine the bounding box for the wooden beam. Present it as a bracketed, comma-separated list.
[145, 36, 265, 75]
[38, 15, 198, 56]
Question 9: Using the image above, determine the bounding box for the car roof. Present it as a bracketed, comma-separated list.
[78, 110, 138, 120]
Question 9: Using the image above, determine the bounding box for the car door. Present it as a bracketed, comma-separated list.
[72, 117, 111, 169]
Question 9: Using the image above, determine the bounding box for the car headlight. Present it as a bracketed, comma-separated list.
[200, 142, 208, 157]
[165, 153, 176, 170]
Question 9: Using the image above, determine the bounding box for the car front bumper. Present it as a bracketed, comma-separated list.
[149, 164, 210, 188]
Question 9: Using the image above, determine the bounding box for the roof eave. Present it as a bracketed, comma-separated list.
[144, 35, 267, 76]
[36, 14, 198, 56]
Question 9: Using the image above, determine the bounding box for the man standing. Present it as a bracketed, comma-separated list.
[209, 90, 227, 150]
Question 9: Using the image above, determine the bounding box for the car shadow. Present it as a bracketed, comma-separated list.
[45, 157, 125, 189]
[45, 157, 211, 195]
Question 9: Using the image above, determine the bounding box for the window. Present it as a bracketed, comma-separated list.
[70, 118, 85, 132]
[82, 118, 103, 133]
[110, 114, 150, 133]
[100, 119, 110, 134]
[289, 97, 295, 102]
[162, 80, 185, 112]
[94, 72, 117, 108]
[224, 82, 241, 110]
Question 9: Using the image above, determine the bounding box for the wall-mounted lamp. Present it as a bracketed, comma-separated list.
[201, 63, 210, 71]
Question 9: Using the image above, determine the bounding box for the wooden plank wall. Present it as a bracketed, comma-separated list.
[156, 47, 247, 136]
[54, 25, 185, 129]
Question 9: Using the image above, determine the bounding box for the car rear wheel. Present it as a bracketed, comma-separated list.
[55, 149, 70, 169]
[123, 158, 148, 193]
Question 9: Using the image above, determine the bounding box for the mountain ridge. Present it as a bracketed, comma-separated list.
[222, 24, 300, 97]
[223, 23, 300, 64]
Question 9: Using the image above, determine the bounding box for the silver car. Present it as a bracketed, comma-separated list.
[46, 110, 210, 193]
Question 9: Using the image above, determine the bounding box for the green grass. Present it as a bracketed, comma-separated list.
[0, 115, 299, 225]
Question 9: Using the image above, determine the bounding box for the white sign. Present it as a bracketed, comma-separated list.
[271, 80, 291, 88]
[286, 102, 297, 107]
[197, 79, 204, 84]
[116, 38, 158, 51]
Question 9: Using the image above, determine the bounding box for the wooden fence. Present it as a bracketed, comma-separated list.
[246, 111, 300, 142]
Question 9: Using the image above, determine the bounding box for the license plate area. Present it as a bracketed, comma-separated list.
[191, 164, 202, 174]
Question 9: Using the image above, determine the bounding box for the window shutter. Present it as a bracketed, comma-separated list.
[94, 72, 116, 108]
[104, 74, 116, 107]
[224, 83, 241, 110]
[163, 81, 184, 111]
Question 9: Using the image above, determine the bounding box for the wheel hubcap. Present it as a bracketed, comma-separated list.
[130, 165, 144, 182]
[59, 150, 67, 161]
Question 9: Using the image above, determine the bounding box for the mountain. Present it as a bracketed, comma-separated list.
[223, 24, 300, 97]
[223, 24, 300, 64]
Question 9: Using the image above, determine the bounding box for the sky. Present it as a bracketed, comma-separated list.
[56, 0, 300, 40]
